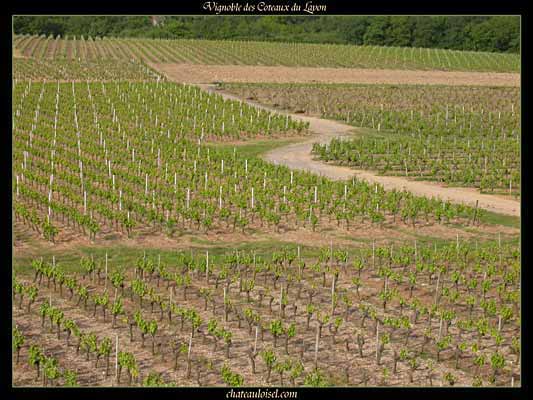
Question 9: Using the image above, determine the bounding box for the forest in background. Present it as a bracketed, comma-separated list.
[13, 15, 520, 53]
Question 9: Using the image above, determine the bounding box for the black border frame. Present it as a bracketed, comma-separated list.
[2, 2, 530, 400]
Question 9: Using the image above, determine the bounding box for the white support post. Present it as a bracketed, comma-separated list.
[145, 173, 148, 195]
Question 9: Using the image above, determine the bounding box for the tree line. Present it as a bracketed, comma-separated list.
[13, 16, 520, 53]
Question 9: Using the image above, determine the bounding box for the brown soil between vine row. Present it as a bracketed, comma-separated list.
[13, 246, 520, 387]
[152, 64, 520, 87]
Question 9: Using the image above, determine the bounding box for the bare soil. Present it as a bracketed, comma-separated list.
[152, 64, 520, 87]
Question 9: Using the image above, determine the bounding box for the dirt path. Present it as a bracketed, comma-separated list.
[153, 64, 520, 87]
[265, 125, 520, 217]
[195, 84, 520, 217]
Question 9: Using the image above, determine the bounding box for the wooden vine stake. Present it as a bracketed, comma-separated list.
[375, 321, 380, 365]
[279, 286, 283, 317]
[434, 271, 441, 307]
[223, 287, 227, 322]
[498, 232, 503, 267]
[254, 326, 258, 354]
[186, 332, 193, 378]
[331, 277, 336, 315]
[314, 324, 320, 368]
[205, 251, 209, 282]
[105, 252, 108, 289]
[471, 200, 479, 225]
[372, 239, 376, 269]
[83, 191, 87, 215]
[115, 334, 119, 383]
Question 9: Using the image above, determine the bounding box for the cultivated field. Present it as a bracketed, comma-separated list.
[13, 239, 520, 387]
[12, 33, 521, 388]
[14, 34, 520, 72]
[13, 58, 165, 82]
[221, 83, 521, 197]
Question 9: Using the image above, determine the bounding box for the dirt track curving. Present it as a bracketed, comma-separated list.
[152, 63, 520, 87]
[150, 59, 521, 218]
[193, 84, 520, 217]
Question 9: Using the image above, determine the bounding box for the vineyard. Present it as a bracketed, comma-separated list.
[13, 57, 165, 82]
[13, 238, 520, 387]
[14, 79, 498, 247]
[12, 25, 521, 389]
[222, 83, 521, 196]
[13, 34, 520, 73]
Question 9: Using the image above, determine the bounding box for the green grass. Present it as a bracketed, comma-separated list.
[479, 210, 520, 229]
[14, 228, 519, 278]
[212, 137, 305, 158]
[12, 240, 326, 276]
